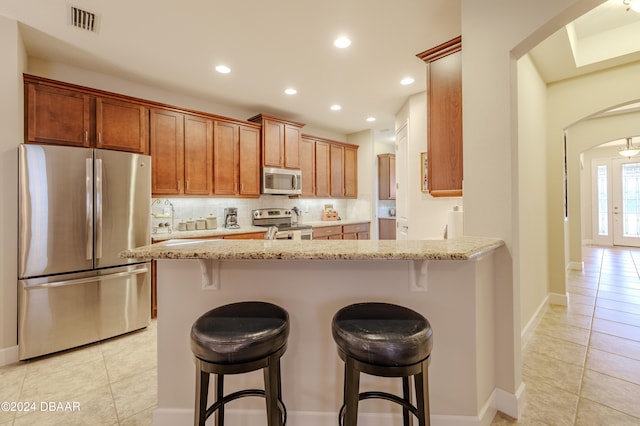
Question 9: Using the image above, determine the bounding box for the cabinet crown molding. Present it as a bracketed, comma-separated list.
[416, 35, 461, 63]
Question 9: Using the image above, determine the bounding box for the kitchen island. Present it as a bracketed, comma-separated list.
[121, 237, 511, 426]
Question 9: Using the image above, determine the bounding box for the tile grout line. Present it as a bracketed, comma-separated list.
[573, 247, 603, 424]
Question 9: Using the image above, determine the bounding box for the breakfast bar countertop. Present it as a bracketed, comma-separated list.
[121, 236, 504, 262]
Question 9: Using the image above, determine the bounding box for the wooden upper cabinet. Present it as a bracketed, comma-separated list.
[25, 81, 91, 147]
[417, 36, 463, 197]
[95, 97, 149, 153]
[150, 108, 185, 195]
[248, 113, 304, 169]
[315, 140, 331, 197]
[284, 124, 301, 169]
[378, 154, 396, 200]
[300, 136, 315, 196]
[183, 114, 213, 195]
[330, 143, 344, 198]
[213, 120, 238, 196]
[213, 120, 261, 197]
[344, 145, 358, 198]
[24, 75, 149, 154]
[301, 136, 357, 199]
[238, 125, 261, 196]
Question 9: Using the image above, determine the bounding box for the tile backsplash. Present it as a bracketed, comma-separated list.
[152, 196, 355, 228]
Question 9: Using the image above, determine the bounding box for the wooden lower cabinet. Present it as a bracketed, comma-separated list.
[343, 222, 370, 240]
[378, 218, 396, 240]
[313, 222, 370, 240]
[313, 225, 342, 240]
[223, 232, 265, 240]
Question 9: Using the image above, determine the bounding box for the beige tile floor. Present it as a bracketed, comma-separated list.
[494, 245, 640, 425]
[2, 245, 640, 425]
[0, 320, 157, 425]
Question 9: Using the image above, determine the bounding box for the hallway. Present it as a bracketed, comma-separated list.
[494, 245, 640, 425]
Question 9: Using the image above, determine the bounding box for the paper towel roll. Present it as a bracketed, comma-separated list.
[447, 209, 464, 239]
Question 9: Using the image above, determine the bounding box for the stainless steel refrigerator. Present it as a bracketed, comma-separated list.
[18, 143, 151, 360]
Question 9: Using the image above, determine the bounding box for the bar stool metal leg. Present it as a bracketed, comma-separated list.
[344, 356, 360, 426]
[264, 352, 283, 426]
[402, 377, 412, 426]
[195, 360, 209, 426]
[215, 374, 225, 426]
[414, 359, 430, 426]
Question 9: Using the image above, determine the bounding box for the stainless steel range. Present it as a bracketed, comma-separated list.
[252, 208, 313, 240]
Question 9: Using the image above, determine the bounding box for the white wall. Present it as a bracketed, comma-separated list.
[395, 92, 461, 240]
[0, 16, 25, 363]
[461, 0, 603, 409]
[517, 54, 550, 333]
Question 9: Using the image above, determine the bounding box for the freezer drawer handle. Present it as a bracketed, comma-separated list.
[23, 267, 149, 289]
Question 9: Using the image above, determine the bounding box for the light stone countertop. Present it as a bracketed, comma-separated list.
[121, 236, 504, 261]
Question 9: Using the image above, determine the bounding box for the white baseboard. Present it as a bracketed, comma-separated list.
[548, 292, 568, 306]
[153, 405, 508, 426]
[567, 261, 584, 271]
[521, 296, 549, 347]
[493, 383, 526, 420]
[0, 345, 19, 367]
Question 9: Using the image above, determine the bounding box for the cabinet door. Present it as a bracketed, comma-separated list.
[315, 141, 331, 197]
[330, 144, 344, 198]
[184, 114, 212, 195]
[263, 118, 284, 167]
[300, 137, 315, 196]
[26, 82, 91, 147]
[150, 109, 184, 195]
[427, 49, 462, 197]
[213, 121, 238, 195]
[344, 145, 358, 198]
[238, 125, 261, 196]
[378, 219, 396, 240]
[96, 97, 149, 154]
[378, 154, 396, 200]
[284, 124, 301, 169]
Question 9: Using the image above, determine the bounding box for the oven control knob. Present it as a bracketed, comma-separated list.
[253, 210, 262, 218]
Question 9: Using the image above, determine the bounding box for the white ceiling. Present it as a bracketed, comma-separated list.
[0, 0, 460, 140]
[1, 1, 639, 141]
[529, 0, 640, 85]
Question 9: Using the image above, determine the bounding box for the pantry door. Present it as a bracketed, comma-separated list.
[612, 158, 640, 247]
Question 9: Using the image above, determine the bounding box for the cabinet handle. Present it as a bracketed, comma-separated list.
[98, 132, 102, 144]
[85, 131, 88, 143]
[177, 180, 181, 191]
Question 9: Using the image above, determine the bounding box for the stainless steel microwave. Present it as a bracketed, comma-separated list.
[262, 167, 302, 195]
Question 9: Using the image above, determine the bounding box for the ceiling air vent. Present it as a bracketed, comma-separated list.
[69, 6, 98, 32]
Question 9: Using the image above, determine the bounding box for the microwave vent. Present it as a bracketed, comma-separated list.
[69, 6, 98, 32]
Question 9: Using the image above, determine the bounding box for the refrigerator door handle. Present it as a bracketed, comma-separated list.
[21, 266, 149, 290]
[86, 158, 93, 261]
[95, 158, 103, 259]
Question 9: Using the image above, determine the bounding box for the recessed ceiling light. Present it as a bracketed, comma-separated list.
[330, 104, 342, 111]
[366, 117, 376, 122]
[284, 88, 297, 95]
[400, 77, 415, 85]
[334, 37, 351, 48]
[215, 65, 231, 74]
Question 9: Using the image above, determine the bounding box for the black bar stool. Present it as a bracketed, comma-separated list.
[331, 302, 433, 426]
[190, 301, 289, 426]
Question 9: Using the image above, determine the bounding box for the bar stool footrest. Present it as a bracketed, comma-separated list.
[338, 391, 418, 426]
[204, 389, 287, 425]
